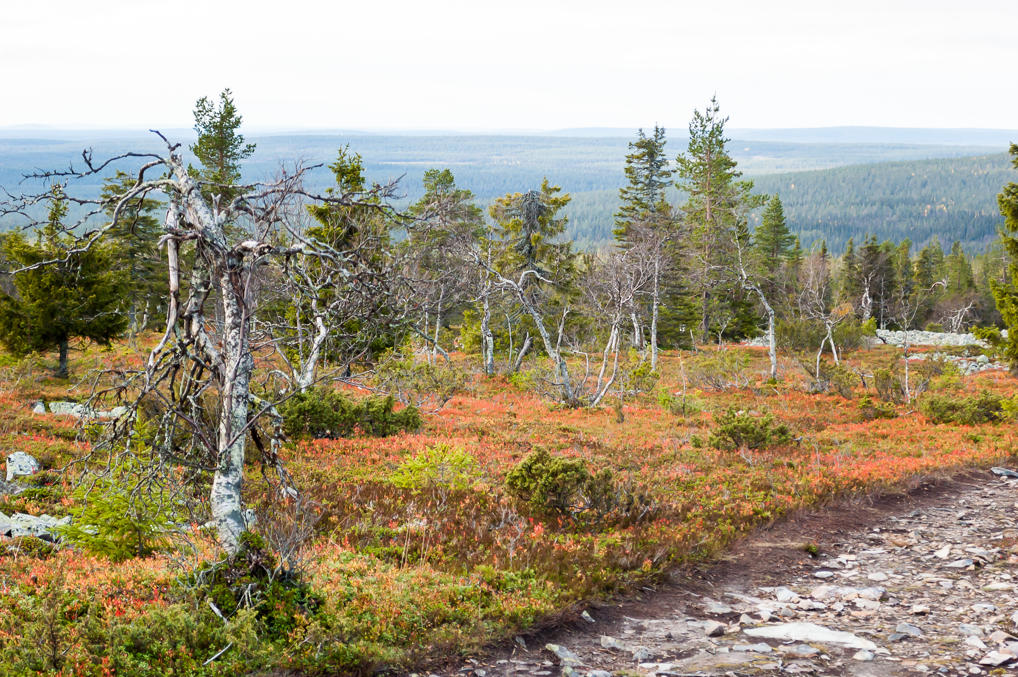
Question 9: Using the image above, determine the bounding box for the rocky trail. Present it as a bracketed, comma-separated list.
[432, 468, 1018, 677]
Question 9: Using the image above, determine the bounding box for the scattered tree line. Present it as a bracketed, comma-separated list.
[0, 90, 1016, 557]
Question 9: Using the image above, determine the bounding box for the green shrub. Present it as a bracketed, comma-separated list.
[505, 449, 654, 526]
[920, 391, 1012, 425]
[873, 364, 904, 403]
[858, 395, 897, 421]
[812, 362, 857, 398]
[924, 321, 945, 332]
[707, 408, 793, 451]
[279, 388, 421, 440]
[508, 369, 537, 390]
[657, 388, 704, 417]
[390, 444, 479, 491]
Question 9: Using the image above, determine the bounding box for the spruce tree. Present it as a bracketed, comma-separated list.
[753, 195, 795, 268]
[990, 143, 1018, 370]
[614, 125, 673, 242]
[839, 237, 861, 307]
[0, 186, 127, 377]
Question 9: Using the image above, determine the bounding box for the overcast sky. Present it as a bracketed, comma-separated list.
[1, 0, 1015, 131]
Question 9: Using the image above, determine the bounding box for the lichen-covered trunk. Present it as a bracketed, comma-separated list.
[211, 263, 254, 555]
[296, 315, 328, 392]
[650, 256, 660, 370]
[481, 292, 494, 375]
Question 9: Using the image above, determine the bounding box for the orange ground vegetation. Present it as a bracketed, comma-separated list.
[0, 340, 1014, 674]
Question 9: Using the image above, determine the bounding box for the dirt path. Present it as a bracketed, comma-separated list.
[430, 468, 1018, 677]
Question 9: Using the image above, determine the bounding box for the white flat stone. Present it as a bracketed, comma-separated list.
[744, 622, 878, 650]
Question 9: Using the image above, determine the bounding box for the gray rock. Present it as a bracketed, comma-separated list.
[31, 401, 46, 414]
[703, 620, 726, 637]
[978, 651, 1014, 666]
[544, 644, 582, 667]
[600, 635, 625, 650]
[580, 610, 595, 624]
[4, 512, 69, 541]
[732, 642, 772, 653]
[586, 672, 612, 677]
[852, 650, 875, 661]
[971, 603, 998, 614]
[743, 622, 878, 650]
[779, 644, 819, 658]
[965, 635, 988, 650]
[991, 467, 1018, 479]
[629, 646, 653, 662]
[945, 558, 975, 568]
[896, 622, 923, 637]
[774, 586, 799, 602]
[46, 401, 92, 417]
[0, 479, 24, 496]
[5, 452, 40, 482]
[959, 623, 984, 637]
[813, 570, 835, 579]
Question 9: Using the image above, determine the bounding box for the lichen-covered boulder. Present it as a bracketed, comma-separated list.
[5, 452, 40, 482]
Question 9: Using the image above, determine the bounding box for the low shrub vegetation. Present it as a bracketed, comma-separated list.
[707, 407, 793, 451]
[279, 388, 421, 439]
[920, 391, 1013, 425]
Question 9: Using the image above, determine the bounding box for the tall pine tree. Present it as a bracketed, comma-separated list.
[675, 97, 763, 341]
[189, 88, 256, 204]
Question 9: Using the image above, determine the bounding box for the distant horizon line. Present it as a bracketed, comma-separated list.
[2, 123, 1017, 133]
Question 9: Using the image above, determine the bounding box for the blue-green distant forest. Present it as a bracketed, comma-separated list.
[0, 128, 1013, 250]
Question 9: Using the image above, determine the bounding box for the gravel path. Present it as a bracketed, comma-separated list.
[430, 468, 1018, 677]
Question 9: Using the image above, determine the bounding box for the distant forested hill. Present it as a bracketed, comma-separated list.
[750, 153, 1013, 252]
[0, 130, 1011, 251]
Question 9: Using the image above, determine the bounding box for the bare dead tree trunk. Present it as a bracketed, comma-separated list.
[211, 257, 255, 554]
[512, 334, 532, 373]
[650, 255, 660, 371]
[630, 311, 643, 350]
[481, 287, 494, 375]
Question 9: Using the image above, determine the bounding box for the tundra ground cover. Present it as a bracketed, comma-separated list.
[0, 341, 1015, 675]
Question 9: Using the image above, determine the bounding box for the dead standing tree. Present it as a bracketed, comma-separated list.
[1, 133, 400, 555]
